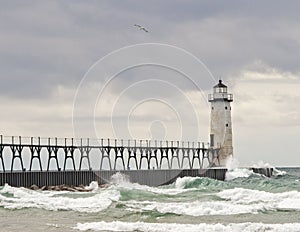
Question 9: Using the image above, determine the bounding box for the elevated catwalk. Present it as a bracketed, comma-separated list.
[0, 136, 273, 187]
[0, 136, 220, 171]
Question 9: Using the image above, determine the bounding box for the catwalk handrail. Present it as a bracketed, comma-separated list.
[0, 135, 221, 172]
[0, 135, 214, 148]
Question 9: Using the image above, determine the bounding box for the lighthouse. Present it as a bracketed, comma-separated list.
[208, 80, 233, 166]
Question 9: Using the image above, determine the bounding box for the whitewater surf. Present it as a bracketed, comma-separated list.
[0, 167, 300, 231]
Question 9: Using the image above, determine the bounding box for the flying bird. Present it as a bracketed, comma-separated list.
[134, 24, 149, 33]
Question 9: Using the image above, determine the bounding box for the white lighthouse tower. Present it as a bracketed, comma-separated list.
[208, 80, 233, 166]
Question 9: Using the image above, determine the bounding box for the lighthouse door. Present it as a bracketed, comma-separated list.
[210, 134, 214, 147]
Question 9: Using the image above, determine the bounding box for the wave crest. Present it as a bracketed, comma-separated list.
[174, 176, 224, 189]
[0, 183, 120, 212]
[75, 221, 300, 232]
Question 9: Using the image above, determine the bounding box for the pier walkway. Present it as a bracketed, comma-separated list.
[0, 135, 273, 187]
[0, 135, 220, 172]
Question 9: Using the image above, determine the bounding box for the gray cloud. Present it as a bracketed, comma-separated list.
[1, 1, 300, 165]
[2, 1, 300, 98]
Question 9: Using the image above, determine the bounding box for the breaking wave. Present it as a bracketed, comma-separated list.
[110, 172, 192, 196]
[225, 168, 254, 181]
[123, 199, 269, 216]
[217, 188, 300, 211]
[122, 187, 300, 216]
[174, 176, 226, 190]
[0, 184, 120, 212]
[74, 221, 300, 232]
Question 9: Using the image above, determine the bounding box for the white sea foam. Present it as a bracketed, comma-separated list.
[224, 157, 255, 180]
[273, 168, 287, 176]
[218, 188, 300, 210]
[114, 181, 190, 195]
[74, 221, 300, 232]
[252, 160, 274, 169]
[174, 176, 202, 189]
[252, 160, 286, 176]
[225, 158, 287, 180]
[124, 199, 268, 216]
[0, 184, 120, 212]
[84, 181, 99, 191]
[110, 172, 130, 185]
[225, 156, 240, 170]
[225, 168, 254, 181]
[109, 173, 190, 195]
[123, 187, 300, 216]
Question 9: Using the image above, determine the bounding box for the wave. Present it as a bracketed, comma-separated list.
[0, 184, 120, 212]
[174, 176, 225, 190]
[1, 170, 299, 214]
[74, 221, 300, 232]
[225, 168, 254, 181]
[273, 168, 287, 176]
[122, 186, 300, 216]
[123, 199, 269, 216]
[145, 172, 300, 194]
[218, 188, 300, 211]
[110, 173, 192, 196]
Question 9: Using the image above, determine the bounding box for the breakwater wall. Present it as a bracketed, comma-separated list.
[0, 168, 273, 187]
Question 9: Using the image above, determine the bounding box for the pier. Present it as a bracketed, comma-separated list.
[0, 135, 221, 172]
[0, 135, 273, 187]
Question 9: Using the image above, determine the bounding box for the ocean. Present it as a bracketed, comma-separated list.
[0, 167, 300, 232]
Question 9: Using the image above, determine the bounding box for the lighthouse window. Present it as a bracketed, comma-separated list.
[226, 123, 229, 127]
[225, 106, 228, 110]
[212, 107, 214, 110]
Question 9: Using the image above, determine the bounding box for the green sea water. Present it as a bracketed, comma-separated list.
[0, 168, 300, 232]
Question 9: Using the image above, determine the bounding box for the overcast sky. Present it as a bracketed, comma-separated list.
[1, 1, 300, 166]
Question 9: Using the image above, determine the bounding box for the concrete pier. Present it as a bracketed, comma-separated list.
[0, 135, 273, 187]
[0, 168, 273, 187]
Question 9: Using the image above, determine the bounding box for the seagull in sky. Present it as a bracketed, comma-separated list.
[134, 24, 149, 33]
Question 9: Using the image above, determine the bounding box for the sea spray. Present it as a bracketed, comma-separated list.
[84, 181, 99, 191]
[252, 160, 287, 176]
[225, 169, 254, 181]
[110, 172, 130, 185]
[225, 156, 240, 170]
[225, 157, 254, 180]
